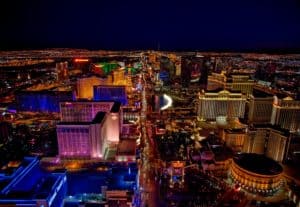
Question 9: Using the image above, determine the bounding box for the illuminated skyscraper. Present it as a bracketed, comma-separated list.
[94, 85, 128, 105]
[284, 132, 300, 164]
[266, 129, 287, 162]
[113, 69, 126, 85]
[271, 96, 300, 132]
[197, 89, 246, 121]
[15, 90, 74, 113]
[207, 72, 254, 96]
[76, 76, 106, 100]
[248, 89, 274, 124]
[220, 128, 246, 152]
[243, 125, 288, 162]
[57, 101, 121, 159]
[56, 61, 68, 81]
[60, 101, 114, 122]
[57, 112, 106, 159]
[243, 128, 266, 154]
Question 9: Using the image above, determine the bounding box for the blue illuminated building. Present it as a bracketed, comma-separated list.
[67, 164, 137, 195]
[93, 85, 128, 105]
[64, 163, 137, 207]
[15, 90, 74, 112]
[0, 157, 67, 207]
[159, 71, 169, 82]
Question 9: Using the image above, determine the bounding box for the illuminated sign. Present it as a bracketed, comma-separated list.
[74, 58, 89, 63]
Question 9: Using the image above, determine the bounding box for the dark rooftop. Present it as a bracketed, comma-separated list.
[117, 140, 136, 155]
[250, 124, 290, 136]
[110, 102, 121, 113]
[252, 89, 274, 98]
[234, 153, 283, 175]
[92, 112, 106, 124]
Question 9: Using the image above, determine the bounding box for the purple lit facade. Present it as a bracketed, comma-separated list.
[57, 102, 121, 159]
[60, 101, 114, 122]
[94, 85, 128, 105]
[15, 90, 74, 113]
[57, 122, 104, 159]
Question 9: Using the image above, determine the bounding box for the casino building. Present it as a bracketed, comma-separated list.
[197, 89, 246, 121]
[243, 125, 288, 162]
[94, 85, 128, 105]
[57, 101, 121, 160]
[57, 112, 107, 159]
[248, 89, 274, 124]
[271, 96, 300, 132]
[207, 72, 254, 96]
[76, 76, 108, 100]
[15, 90, 74, 113]
[0, 157, 67, 207]
[229, 153, 284, 195]
[59, 101, 115, 122]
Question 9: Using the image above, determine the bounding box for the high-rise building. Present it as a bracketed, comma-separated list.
[220, 128, 246, 152]
[57, 101, 121, 159]
[197, 89, 246, 121]
[113, 69, 126, 85]
[57, 112, 106, 159]
[56, 61, 68, 81]
[15, 90, 74, 113]
[76, 76, 107, 100]
[266, 130, 287, 162]
[271, 96, 300, 132]
[60, 101, 115, 122]
[243, 125, 288, 162]
[207, 72, 254, 96]
[243, 128, 266, 154]
[284, 132, 300, 164]
[230, 75, 255, 95]
[248, 89, 274, 124]
[94, 85, 128, 105]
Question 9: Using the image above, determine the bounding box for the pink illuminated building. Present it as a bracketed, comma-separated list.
[57, 101, 122, 159]
[60, 101, 114, 122]
[57, 112, 105, 159]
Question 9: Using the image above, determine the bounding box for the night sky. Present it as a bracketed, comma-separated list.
[1, 0, 300, 51]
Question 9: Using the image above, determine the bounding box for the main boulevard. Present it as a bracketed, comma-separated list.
[137, 58, 161, 207]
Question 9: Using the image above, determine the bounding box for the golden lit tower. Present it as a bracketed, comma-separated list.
[76, 76, 105, 100]
[248, 89, 274, 124]
[207, 72, 254, 96]
[243, 125, 288, 162]
[197, 89, 246, 121]
[271, 96, 300, 132]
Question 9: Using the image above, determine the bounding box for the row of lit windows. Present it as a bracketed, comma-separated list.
[198, 100, 245, 119]
[58, 131, 90, 156]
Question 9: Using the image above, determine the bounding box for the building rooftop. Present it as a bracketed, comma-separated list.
[110, 102, 121, 113]
[234, 153, 283, 176]
[117, 140, 136, 156]
[252, 88, 274, 98]
[250, 124, 290, 136]
[92, 112, 106, 124]
[0, 157, 66, 205]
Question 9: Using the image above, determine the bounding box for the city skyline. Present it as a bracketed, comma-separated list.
[1, 1, 300, 206]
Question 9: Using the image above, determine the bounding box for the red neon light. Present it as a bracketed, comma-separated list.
[74, 58, 89, 63]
